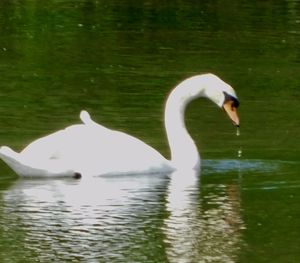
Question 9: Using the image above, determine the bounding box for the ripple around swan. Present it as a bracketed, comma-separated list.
[202, 159, 296, 174]
[201, 159, 300, 193]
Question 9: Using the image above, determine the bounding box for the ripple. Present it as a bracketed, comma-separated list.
[0, 175, 169, 262]
[202, 159, 295, 174]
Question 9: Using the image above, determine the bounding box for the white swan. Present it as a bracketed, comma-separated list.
[0, 73, 239, 178]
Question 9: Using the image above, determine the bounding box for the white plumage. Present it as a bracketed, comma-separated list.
[0, 74, 239, 178]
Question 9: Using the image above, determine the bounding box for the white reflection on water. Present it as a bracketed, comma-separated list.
[164, 169, 245, 263]
[1, 175, 170, 261]
[1, 164, 246, 262]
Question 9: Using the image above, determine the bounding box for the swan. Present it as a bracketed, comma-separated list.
[0, 73, 239, 178]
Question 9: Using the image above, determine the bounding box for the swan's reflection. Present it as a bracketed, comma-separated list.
[1, 175, 170, 262]
[1, 168, 245, 262]
[164, 169, 245, 263]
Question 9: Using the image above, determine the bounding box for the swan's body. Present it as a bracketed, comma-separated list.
[0, 74, 239, 178]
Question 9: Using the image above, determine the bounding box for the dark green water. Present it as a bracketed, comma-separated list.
[0, 0, 299, 262]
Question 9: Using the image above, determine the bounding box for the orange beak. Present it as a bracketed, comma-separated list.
[223, 100, 240, 126]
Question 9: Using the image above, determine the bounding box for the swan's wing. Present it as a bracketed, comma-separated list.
[20, 128, 73, 160]
[19, 122, 111, 162]
[14, 122, 172, 176]
[82, 130, 173, 176]
[20, 110, 108, 159]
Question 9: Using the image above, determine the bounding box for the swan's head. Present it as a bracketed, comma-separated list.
[200, 74, 240, 126]
[222, 91, 240, 127]
[169, 73, 240, 126]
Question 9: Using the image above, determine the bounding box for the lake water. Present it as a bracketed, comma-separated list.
[0, 0, 299, 262]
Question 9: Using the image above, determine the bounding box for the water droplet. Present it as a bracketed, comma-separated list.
[236, 127, 240, 136]
[238, 148, 242, 158]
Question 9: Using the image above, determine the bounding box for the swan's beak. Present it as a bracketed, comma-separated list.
[223, 100, 240, 126]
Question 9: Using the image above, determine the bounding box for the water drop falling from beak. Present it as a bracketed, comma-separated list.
[236, 126, 240, 136]
[238, 148, 242, 158]
[236, 126, 242, 158]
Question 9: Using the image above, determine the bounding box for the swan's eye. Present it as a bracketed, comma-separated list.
[231, 98, 239, 108]
[223, 91, 239, 109]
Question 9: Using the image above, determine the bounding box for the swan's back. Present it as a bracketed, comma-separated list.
[20, 123, 172, 176]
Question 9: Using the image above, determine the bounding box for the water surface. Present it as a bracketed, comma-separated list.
[0, 0, 299, 262]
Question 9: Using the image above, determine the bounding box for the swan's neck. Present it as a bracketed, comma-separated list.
[165, 82, 203, 170]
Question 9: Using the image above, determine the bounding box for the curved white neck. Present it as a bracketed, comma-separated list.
[163, 74, 238, 170]
[164, 79, 204, 170]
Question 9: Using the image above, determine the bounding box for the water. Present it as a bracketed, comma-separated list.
[0, 0, 300, 262]
[236, 127, 240, 137]
[237, 149, 242, 158]
[236, 127, 242, 158]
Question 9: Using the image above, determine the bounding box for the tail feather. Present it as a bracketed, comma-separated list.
[0, 146, 76, 177]
[79, 110, 109, 132]
[0, 146, 23, 174]
[80, 110, 93, 125]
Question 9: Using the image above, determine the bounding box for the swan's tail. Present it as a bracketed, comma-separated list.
[80, 110, 93, 125]
[0, 146, 25, 175]
[0, 146, 77, 178]
[79, 110, 109, 132]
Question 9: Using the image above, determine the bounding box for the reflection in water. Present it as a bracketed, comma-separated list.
[0, 164, 246, 262]
[164, 170, 200, 262]
[164, 169, 245, 263]
[1, 175, 170, 262]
